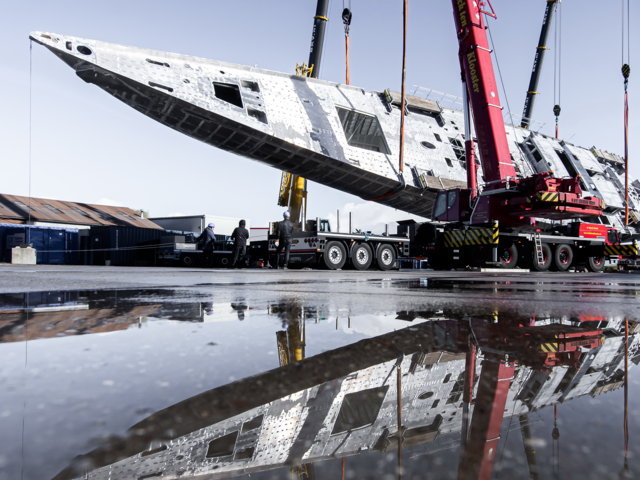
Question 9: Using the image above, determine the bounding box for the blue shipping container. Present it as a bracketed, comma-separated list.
[0, 224, 80, 264]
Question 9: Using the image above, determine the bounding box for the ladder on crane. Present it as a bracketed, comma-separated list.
[534, 232, 544, 266]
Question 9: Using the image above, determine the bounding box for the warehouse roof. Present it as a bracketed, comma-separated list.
[0, 194, 163, 229]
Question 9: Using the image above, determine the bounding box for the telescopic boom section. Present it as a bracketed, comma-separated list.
[449, 0, 603, 221]
[451, 0, 517, 187]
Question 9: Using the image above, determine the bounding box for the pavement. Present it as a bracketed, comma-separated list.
[2, 264, 640, 318]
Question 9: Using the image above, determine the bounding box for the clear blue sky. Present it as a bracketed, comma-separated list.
[1, 1, 637, 231]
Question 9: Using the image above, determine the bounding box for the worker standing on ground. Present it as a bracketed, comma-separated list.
[276, 211, 293, 269]
[197, 223, 216, 264]
[231, 219, 249, 268]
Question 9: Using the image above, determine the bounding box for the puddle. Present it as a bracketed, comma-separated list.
[1, 288, 639, 479]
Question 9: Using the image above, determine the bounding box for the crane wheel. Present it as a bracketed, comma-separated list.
[553, 244, 573, 271]
[531, 244, 552, 272]
[586, 256, 605, 272]
[376, 244, 396, 270]
[351, 243, 373, 270]
[498, 244, 518, 269]
[323, 241, 347, 270]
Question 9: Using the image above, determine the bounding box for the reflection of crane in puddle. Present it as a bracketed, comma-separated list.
[54, 312, 640, 480]
[273, 300, 311, 479]
[458, 315, 606, 479]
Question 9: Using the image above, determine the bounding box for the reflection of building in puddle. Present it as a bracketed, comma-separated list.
[57, 313, 640, 480]
[0, 291, 161, 343]
[0, 289, 220, 343]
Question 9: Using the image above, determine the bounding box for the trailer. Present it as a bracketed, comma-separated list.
[267, 218, 410, 270]
[157, 234, 238, 268]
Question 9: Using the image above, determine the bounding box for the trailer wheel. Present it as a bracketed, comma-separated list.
[181, 254, 195, 267]
[498, 245, 518, 269]
[217, 256, 231, 268]
[531, 244, 552, 271]
[553, 244, 573, 271]
[586, 255, 605, 272]
[323, 241, 347, 270]
[376, 244, 396, 270]
[351, 243, 373, 270]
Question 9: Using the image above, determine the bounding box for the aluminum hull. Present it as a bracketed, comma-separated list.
[31, 32, 639, 228]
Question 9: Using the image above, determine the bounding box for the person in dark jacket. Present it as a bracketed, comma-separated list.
[231, 219, 249, 268]
[276, 211, 293, 269]
[197, 223, 216, 255]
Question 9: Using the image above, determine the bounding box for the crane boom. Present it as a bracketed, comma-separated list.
[442, 0, 604, 225]
[279, 0, 330, 228]
[521, 0, 558, 129]
[451, 0, 516, 187]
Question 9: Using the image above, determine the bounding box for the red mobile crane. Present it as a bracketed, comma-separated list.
[417, 0, 636, 271]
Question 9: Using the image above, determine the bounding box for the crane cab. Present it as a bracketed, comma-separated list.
[432, 188, 471, 222]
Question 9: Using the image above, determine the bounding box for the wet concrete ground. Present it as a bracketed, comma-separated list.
[1, 265, 640, 479]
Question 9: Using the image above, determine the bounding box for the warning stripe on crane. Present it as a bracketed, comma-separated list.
[540, 342, 559, 353]
[443, 225, 499, 248]
[537, 192, 560, 203]
[604, 244, 639, 256]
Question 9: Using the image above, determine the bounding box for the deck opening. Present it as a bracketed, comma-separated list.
[241, 414, 264, 432]
[247, 108, 267, 124]
[138, 473, 163, 480]
[241, 80, 260, 92]
[148, 81, 173, 93]
[449, 137, 466, 162]
[213, 82, 243, 109]
[336, 107, 391, 155]
[331, 386, 389, 434]
[141, 445, 168, 457]
[76, 45, 92, 55]
[146, 58, 170, 68]
[206, 431, 238, 458]
[234, 447, 255, 460]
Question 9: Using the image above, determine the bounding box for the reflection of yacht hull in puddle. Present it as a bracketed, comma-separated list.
[58, 316, 640, 479]
[30, 32, 639, 224]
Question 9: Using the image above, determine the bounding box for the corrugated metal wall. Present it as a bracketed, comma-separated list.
[87, 226, 167, 266]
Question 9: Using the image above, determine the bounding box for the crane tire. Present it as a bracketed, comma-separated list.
[553, 244, 573, 271]
[498, 244, 518, 269]
[586, 256, 605, 272]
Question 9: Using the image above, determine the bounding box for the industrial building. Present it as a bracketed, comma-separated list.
[0, 193, 166, 265]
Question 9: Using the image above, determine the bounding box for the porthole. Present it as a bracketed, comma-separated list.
[421, 141, 436, 149]
[76, 45, 92, 55]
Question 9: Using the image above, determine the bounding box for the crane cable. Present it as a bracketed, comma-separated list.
[623, 317, 630, 476]
[552, 404, 560, 478]
[553, 1, 562, 139]
[342, 1, 352, 85]
[398, 0, 408, 174]
[622, 0, 631, 225]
